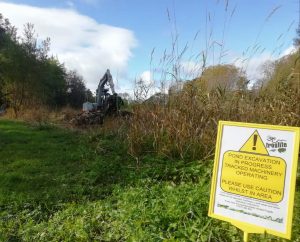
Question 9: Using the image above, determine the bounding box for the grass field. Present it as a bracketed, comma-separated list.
[0, 120, 299, 241]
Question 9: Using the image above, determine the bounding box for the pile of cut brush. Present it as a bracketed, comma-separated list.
[70, 111, 104, 126]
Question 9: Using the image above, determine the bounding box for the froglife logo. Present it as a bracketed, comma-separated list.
[265, 136, 287, 153]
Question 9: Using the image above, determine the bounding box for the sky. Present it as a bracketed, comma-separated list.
[0, 0, 299, 94]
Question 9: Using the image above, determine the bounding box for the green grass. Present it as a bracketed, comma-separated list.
[0, 120, 299, 241]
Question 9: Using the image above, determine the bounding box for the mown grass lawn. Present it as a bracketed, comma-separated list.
[0, 120, 299, 241]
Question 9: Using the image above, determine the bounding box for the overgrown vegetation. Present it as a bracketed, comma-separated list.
[126, 2, 300, 162]
[128, 50, 300, 161]
[0, 2, 300, 241]
[0, 120, 299, 241]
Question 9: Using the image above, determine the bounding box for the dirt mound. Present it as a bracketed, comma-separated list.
[70, 111, 104, 126]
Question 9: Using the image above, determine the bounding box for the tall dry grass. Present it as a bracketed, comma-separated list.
[127, 1, 300, 163]
[127, 80, 300, 162]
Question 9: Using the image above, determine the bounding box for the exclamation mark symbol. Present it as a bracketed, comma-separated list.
[253, 134, 258, 150]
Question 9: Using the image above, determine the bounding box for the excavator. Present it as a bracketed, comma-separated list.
[72, 69, 124, 125]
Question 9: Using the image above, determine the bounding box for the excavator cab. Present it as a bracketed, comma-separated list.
[77, 69, 124, 125]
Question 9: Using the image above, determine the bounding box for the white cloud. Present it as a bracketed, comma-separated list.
[280, 45, 297, 57]
[234, 45, 296, 84]
[140, 70, 153, 85]
[0, 2, 137, 91]
[235, 53, 274, 82]
[135, 70, 161, 97]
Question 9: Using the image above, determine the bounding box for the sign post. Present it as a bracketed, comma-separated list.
[208, 121, 300, 241]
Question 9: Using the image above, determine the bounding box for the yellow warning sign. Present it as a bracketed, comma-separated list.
[208, 121, 300, 240]
[221, 130, 286, 203]
[239, 131, 269, 155]
[221, 151, 286, 202]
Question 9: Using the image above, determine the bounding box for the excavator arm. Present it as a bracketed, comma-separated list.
[96, 69, 115, 107]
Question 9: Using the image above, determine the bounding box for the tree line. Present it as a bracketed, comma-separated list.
[0, 14, 93, 116]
